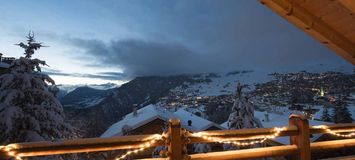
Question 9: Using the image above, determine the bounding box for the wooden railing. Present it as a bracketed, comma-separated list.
[1, 114, 355, 160]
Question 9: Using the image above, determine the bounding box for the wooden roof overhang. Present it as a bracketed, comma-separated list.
[259, 0, 355, 65]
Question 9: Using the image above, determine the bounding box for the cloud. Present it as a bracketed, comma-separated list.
[58, 0, 354, 77]
[43, 68, 127, 81]
[70, 38, 218, 76]
[98, 72, 126, 77]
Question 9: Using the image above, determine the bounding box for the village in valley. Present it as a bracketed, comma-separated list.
[100, 69, 354, 159]
[157, 70, 354, 123]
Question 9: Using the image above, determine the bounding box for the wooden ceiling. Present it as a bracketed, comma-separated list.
[259, 0, 355, 65]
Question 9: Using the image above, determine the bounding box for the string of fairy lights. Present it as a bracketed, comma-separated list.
[191, 127, 286, 146]
[0, 144, 22, 160]
[114, 125, 355, 159]
[313, 125, 355, 138]
[1, 126, 355, 160]
[115, 134, 165, 160]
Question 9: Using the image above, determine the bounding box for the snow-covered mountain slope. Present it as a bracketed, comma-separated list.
[171, 70, 271, 97]
[62, 70, 266, 109]
[57, 83, 118, 100]
[63, 75, 194, 137]
[61, 87, 106, 108]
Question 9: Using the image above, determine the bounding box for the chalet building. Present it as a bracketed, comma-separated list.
[101, 104, 224, 138]
[0, 53, 15, 64]
[101, 104, 225, 159]
[0, 53, 14, 74]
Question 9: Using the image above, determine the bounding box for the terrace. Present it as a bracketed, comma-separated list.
[1, 114, 355, 160]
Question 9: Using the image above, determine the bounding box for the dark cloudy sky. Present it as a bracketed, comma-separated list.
[0, 0, 352, 84]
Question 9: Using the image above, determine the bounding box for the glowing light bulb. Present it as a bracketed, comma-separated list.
[8, 151, 16, 156]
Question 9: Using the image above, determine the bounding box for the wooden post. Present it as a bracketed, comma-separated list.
[289, 114, 311, 160]
[0, 152, 9, 159]
[169, 118, 182, 160]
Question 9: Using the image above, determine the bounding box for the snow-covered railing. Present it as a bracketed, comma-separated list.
[1, 114, 355, 160]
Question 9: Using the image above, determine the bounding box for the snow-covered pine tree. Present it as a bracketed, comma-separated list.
[0, 32, 73, 144]
[321, 107, 332, 122]
[318, 98, 332, 122]
[332, 105, 353, 123]
[224, 83, 263, 150]
[227, 83, 262, 130]
[332, 95, 353, 123]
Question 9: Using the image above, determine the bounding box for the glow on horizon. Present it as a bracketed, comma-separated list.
[51, 75, 127, 85]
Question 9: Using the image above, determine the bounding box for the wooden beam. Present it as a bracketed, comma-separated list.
[310, 123, 355, 134]
[311, 138, 355, 152]
[189, 145, 298, 160]
[322, 155, 355, 160]
[141, 137, 355, 160]
[189, 125, 298, 144]
[339, 0, 355, 13]
[259, 0, 355, 64]
[0, 134, 164, 158]
[289, 114, 311, 160]
[168, 118, 183, 160]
